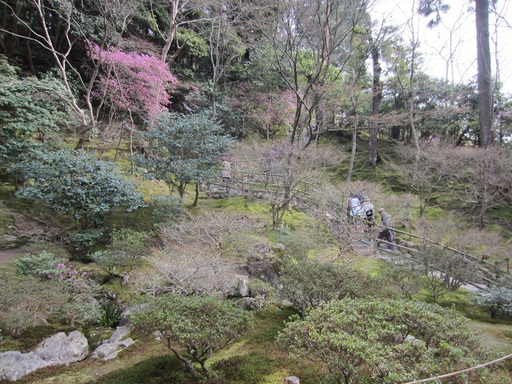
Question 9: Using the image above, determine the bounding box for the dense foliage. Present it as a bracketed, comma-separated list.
[135, 111, 232, 203]
[9, 149, 144, 229]
[278, 298, 488, 384]
[278, 259, 384, 314]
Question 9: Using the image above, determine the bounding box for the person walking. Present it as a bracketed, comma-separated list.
[377, 208, 397, 251]
[347, 193, 362, 224]
[360, 197, 375, 229]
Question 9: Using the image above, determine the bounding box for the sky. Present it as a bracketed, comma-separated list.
[371, 0, 512, 94]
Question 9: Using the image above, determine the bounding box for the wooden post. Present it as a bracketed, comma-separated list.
[284, 376, 300, 384]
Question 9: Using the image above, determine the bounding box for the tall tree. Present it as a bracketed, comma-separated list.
[206, 0, 246, 118]
[475, 0, 494, 147]
[418, 0, 495, 147]
[89, 42, 178, 168]
[261, 0, 370, 145]
[143, 0, 206, 63]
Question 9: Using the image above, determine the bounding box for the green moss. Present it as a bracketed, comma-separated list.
[212, 351, 277, 384]
[90, 355, 190, 384]
[248, 308, 295, 346]
[350, 257, 387, 276]
[208, 197, 268, 214]
[423, 206, 450, 220]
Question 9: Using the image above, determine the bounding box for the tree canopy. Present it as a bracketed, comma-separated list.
[278, 298, 488, 384]
[131, 293, 253, 379]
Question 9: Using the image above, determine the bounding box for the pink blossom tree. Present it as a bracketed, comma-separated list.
[230, 86, 296, 140]
[89, 42, 178, 119]
[89, 42, 178, 167]
[249, 90, 296, 140]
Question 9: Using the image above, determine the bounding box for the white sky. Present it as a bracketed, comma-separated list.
[371, 0, 512, 94]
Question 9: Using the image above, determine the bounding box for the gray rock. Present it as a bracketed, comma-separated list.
[0, 351, 47, 381]
[236, 275, 250, 297]
[29, 331, 89, 364]
[106, 326, 130, 344]
[90, 326, 134, 361]
[0, 331, 89, 381]
[90, 343, 119, 359]
[102, 349, 121, 361]
[236, 297, 262, 310]
[253, 243, 271, 254]
[0, 234, 19, 249]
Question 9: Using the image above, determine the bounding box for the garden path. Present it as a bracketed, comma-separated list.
[0, 248, 20, 264]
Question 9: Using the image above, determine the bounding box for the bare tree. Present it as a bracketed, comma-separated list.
[145, 0, 205, 63]
[449, 146, 512, 227]
[394, 142, 459, 217]
[232, 139, 344, 230]
[148, 244, 240, 296]
[131, 212, 263, 296]
[206, 0, 246, 117]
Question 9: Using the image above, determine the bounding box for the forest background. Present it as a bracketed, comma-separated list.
[1, 0, 512, 383]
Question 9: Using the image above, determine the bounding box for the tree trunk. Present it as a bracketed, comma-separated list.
[476, 0, 494, 148]
[369, 44, 382, 167]
[192, 183, 199, 207]
[178, 183, 186, 199]
[167, 343, 200, 379]
[347, 112, 359, 182]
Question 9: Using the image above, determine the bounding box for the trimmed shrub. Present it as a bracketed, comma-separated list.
[14, 251, 64, 280]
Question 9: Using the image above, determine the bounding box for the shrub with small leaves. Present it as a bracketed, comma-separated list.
[472, 287, 512, 319]
[132, 293, 253, 380]
[59, 295, 102, 328]
[14, 251, 65, 280]
[150, 194, 184, 224]
[67, 228, 105, 254]
[278, 298, 487, 384]
[9, 148, 145, 229]
[90, 228, 148, 278]
[0, 269, 69, 336]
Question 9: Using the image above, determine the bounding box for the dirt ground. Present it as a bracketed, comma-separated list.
[0, 248, 21, 264]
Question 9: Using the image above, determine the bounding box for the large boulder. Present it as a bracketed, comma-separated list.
[0, 331, 89, 381]
[28, 331, 89, 363]
[0, 352, 48, 382]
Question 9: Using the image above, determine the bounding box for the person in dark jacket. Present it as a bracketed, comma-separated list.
[377, 208, 397, 251]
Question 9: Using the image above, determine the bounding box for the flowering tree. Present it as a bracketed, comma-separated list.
[249, 90, 295, 140]
[90, 42, 179, 169]
[89, 42, 178, 119]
